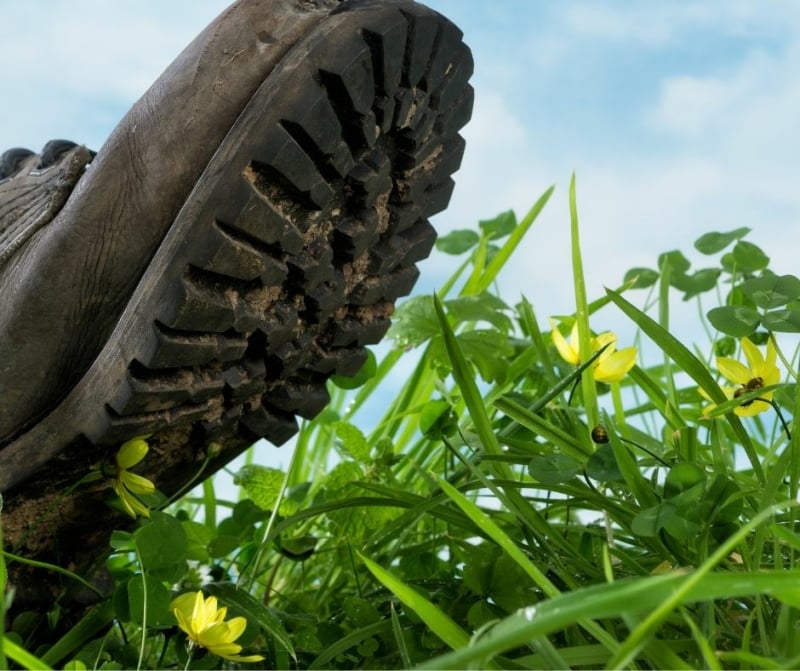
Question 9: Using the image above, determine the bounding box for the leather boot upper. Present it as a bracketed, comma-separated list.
[0, 0, 341, 442]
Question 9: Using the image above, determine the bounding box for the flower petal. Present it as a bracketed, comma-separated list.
[224, 616, 247, 641]
[222, 653, 266, 663]
[735, 395, 773, 417]
[765, 337, 778, 368]
[593, 332, 617, 357]
[550, 319, 579, 365]
[116, 437, 149, 469]
[121, 471, 155, 495]
[594, 347, 637, 383]
[740, 337, 764, 373]
[716, 357, 751, 385]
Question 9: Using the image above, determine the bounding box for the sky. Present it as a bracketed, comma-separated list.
[2, 1, 800, 469]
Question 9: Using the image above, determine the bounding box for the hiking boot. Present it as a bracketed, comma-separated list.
[0, 0, 472, 582]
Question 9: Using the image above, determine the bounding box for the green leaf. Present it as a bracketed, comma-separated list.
[670, 268, 721, 300]
[334, 421, 371, 463]
[330, 349, 376, 390]
[277, 534, 317, 561]
[457, 330, 514, 383]
[4, 637, 52, 670]
[425, 507, 780, 670]
[706, 305, 761, 337]
[714, 336, 736, 357]
[623, 267, 659, 289]
[585, 444, 624, 482]
[419, 400, 457, 439]
[694, 228, 750, 254]
[528, 453, 582, 485]
[133, 512, 187, 572]
[605, 288, 764, 484]
[474, 187, 554, 294]
[631, 503, 677, 537]
[359, 552, 471, 651]
[436, 229, 480, 255]
[445, 293, 513, 332]
[438, 478, 558, 598]
[658, 250, 691, 275]
[742, 274, 800, 309]
[732, 240, 770, 271]
[205, 582, 296, 659]
[182, 520, 213, 562]
[664, 463, 706, 499]
[479, 210, 516, 240]
[127, 576, 172, 627]
[386, 295, 438, 348]
[762, 309, 800, 333]
[705, 475, 743, 524]
[234, 465, 286, 512]
[343, 597, 382, 628]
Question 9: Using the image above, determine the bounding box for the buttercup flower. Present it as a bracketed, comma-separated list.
[700, 336, 780, 417]
[550, 319, 637, 383]
[171, 591, 264, 663]
[112, 436, 155, 519]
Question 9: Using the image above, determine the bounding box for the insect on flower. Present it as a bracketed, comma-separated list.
[699, 336, 780, 418]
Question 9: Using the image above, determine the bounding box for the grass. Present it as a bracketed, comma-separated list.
[5, 179, 800, 669]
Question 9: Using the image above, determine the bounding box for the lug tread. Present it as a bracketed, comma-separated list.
[99, 1, 472, 469]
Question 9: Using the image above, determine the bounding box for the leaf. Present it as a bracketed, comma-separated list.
[133, 512, 187, 572]
[419, 400, 457, 439]
[205, 582, 296, 659]
[182, 520, 213, 562]
[474, 187, 554, 294]
[694, 228, 750, 254]
[623, 267, 659, 289]
[479, 210, 517, 240]
[386, 295, 439, 348]
[741, 274, 800, 309]
[234, 465, 285, 512]
[343, 596, 382, 628]
[456, 330, 514, 383]
[714, 336, 736, 357]
[605, 287, 764, 484]
[706, 305, 761, 337]
[631, 503, 677, 537]
[663, 463, 706, 499]
[127, 576, 172, 627]
[4, 637, 53, 670]
[334, 421, 371, 463]
[658, 250, 691, 275]
[670, 268, 721, 300]
[585, 444, 624, 482]
[330, 349, 376, 390]
[359, 552, 471, 651]
[528, 453, 582, 485]
[438, 478, 558, 598]
[445, 293, 514, 332]
[762, 309, 800, 333]
[732, 240, 770, 271]
[436, 229, 480, 255]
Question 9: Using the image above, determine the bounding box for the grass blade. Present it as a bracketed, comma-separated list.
[605, 287, 765, 483]
[359, 552, 470, 651]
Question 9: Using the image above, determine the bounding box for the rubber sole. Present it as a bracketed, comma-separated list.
[0, 0, 472, 545]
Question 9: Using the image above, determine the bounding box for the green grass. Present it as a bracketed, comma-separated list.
[5, 181, 800, 669]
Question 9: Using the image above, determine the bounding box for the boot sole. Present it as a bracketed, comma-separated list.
[0, 0, 472, 525]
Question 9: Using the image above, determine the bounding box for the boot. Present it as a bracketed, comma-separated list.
[0, 0, 472, 607]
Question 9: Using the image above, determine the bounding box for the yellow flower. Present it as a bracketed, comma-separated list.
[700, 336, 780, 417]
[550, 319, 637, 383]
[171, 591, 264, 663]
[112, 436, 155, 519]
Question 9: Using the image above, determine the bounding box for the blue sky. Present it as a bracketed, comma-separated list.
[2, 1, 800, 467]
